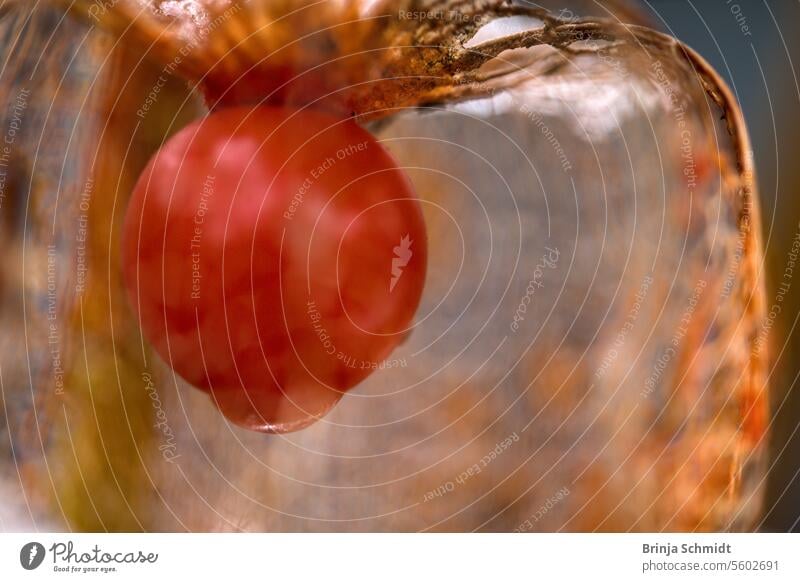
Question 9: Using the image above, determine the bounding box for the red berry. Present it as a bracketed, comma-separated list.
[122, 106, 427, 433]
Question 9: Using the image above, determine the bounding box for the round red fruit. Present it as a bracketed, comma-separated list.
[122, 106, 427, 433]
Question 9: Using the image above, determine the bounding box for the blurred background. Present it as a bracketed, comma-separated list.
[643, 0, 800, 531]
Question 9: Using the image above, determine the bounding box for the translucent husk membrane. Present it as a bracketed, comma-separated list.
[0, 0, 767, 531]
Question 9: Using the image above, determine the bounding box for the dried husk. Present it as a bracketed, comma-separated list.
[0, 0, 767, 531]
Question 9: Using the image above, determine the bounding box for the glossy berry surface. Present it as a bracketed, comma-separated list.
[122, 106, 427, 432]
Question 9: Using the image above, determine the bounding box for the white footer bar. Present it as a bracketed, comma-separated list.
[1, 533, 797, 581]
